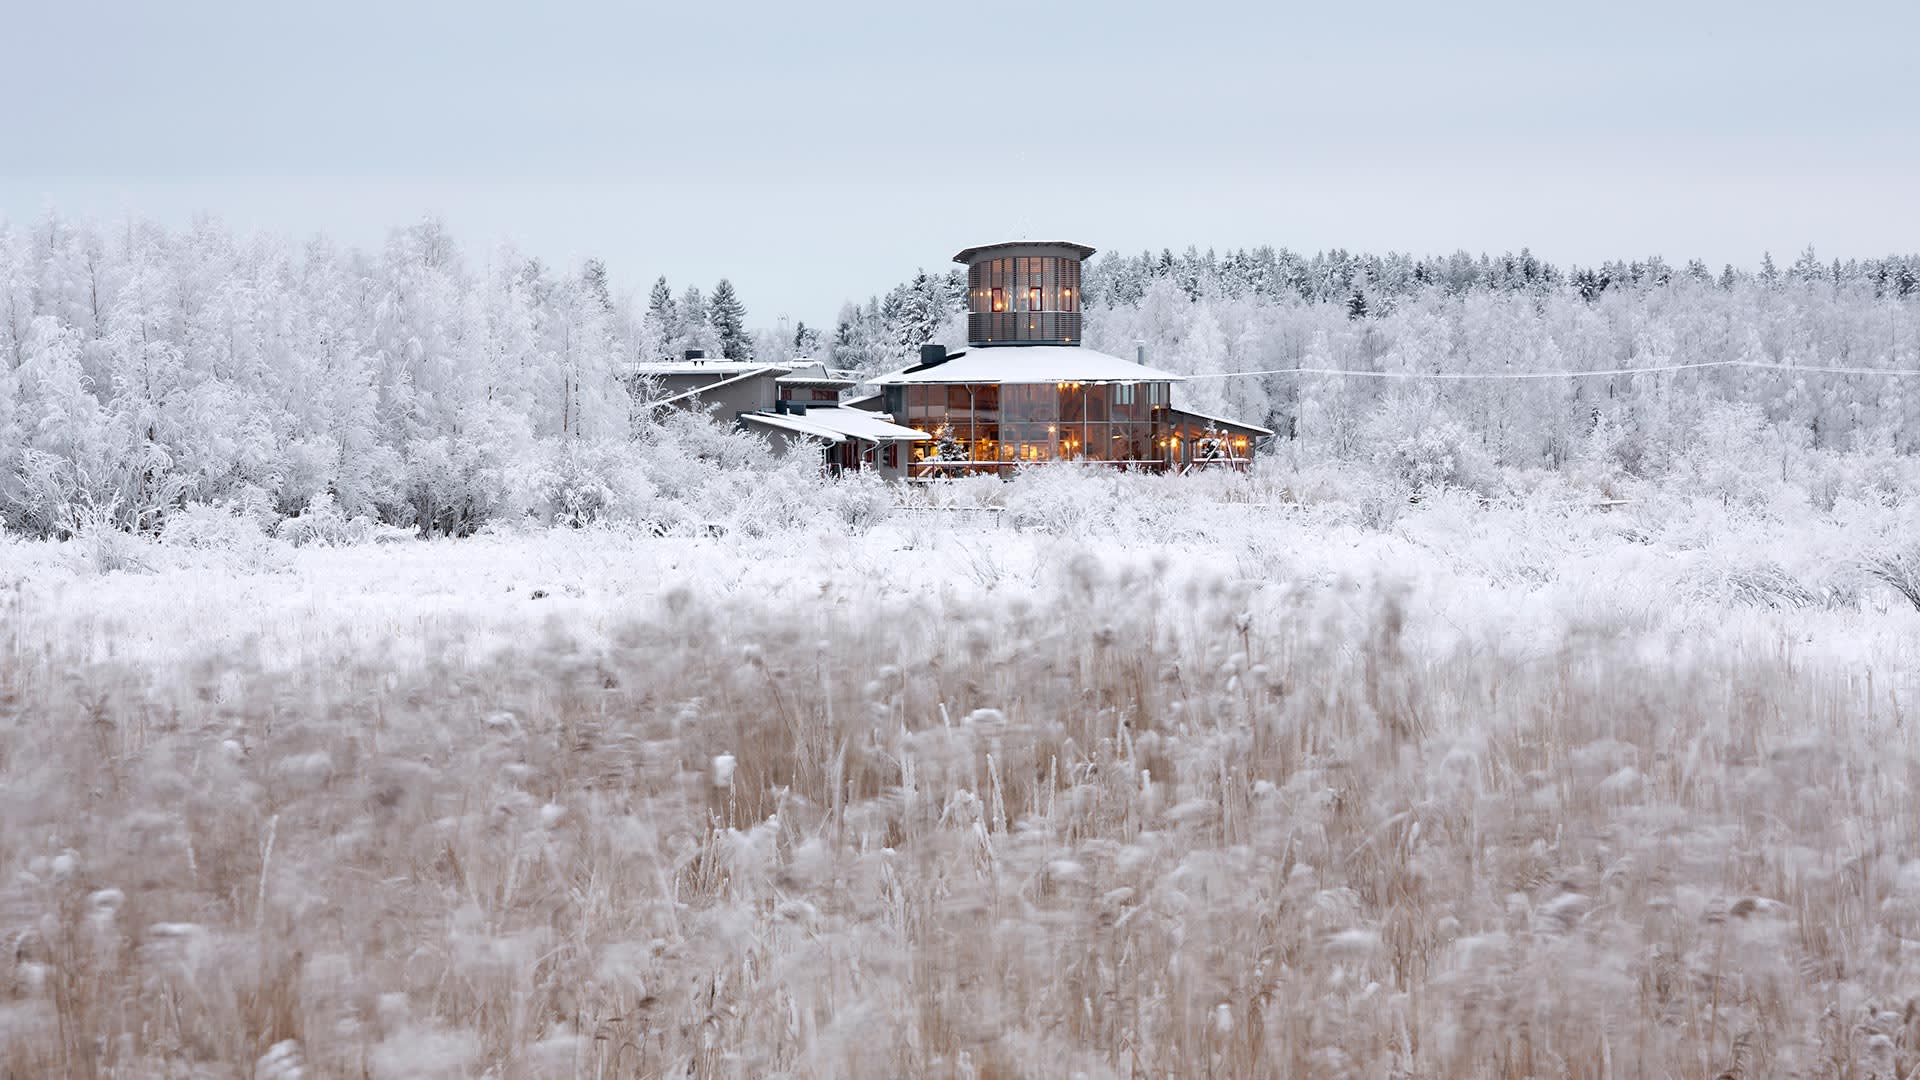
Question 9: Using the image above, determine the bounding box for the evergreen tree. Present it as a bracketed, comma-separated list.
[581, 258, 613, 313]
[646, 276, 676, 330]
[675, 285, 719, 357]
[639, 276, 677, 361]
[709, 278, 751, 360]
[794, 321, 823, 356]
[679, 286, 706, 333]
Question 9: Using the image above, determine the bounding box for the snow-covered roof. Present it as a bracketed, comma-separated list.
[869, 345, 1184, 386]
[953, 240, 1097, 264]
[648, 367, 782, 408]
[739, 408, 930, 445]
[1166, 406, 1275, 437]
[632, 359, 772, 376]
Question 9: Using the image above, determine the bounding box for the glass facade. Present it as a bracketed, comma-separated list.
[903, 381, 1175, 476]
[966, 256, 1083, 344]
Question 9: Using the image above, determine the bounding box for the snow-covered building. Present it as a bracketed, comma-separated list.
[637, 352, 927, 476]
[864, 241, 1271, 477]
[642, 240, 1270, 479]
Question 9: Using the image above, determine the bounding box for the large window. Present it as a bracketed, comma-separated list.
[901, 381, 1175, 475]
[966, 257, 1084, 344]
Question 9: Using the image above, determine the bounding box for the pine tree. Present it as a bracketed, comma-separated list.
[709, 278, 751, 360]
[675, 285, 719, 357]
[581, 259, 613, 314]
[793, 321, 823, 356]
[646, 276, 676, 329]
[640, 276, 677, 362]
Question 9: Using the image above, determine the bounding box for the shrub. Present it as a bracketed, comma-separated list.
[1863, 543, 1920, 611]
[277, 492, 414, 547]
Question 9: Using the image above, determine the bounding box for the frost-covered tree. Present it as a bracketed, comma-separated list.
[709, 278, 751, 360]
[640, 276, 678, 362]
[674, 285, 720, 359]
[793, 321, 823, 357]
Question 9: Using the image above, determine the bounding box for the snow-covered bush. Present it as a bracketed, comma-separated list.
[822, 467, 893, 530]
[1663, 400, 1790, 511]
[1003, 463, 1121, 535]
[1863, 543, 1920, 611]
[159, 502, 293, 572]
[1365, 397, 1491, 494]
[278, 493, 414, 547]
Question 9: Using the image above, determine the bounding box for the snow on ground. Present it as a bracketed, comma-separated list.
[6, 489, 1915, 703]
[6, 481, 1920, 1077]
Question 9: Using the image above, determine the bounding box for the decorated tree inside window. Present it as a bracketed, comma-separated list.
[927, 422, 969, 474]
[1195, 423, 1231, 464]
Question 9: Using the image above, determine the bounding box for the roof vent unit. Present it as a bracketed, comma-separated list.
[684, 348, 706, 362]
[773, 400, 788, 415]
[919, 344, 948, 368]
[790, 402, 808, 416]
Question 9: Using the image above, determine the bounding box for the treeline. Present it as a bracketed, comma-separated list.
[1082, 244, 1920, 313]
[5, 211, 1917, 543]
[0, 215, 841, 539]
[828, 244, 1920, 505]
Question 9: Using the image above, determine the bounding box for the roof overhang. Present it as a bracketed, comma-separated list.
[741, 409, 930, 444]
[1166, 406, 1275, 438]
[953, 240, 1097, 264]
[646, 367, 781, 409]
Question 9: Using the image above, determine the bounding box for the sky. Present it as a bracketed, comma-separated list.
[3, 0, 1916, 328]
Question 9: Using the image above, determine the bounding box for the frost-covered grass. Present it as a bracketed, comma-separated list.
[3, 470, 1920, 1078]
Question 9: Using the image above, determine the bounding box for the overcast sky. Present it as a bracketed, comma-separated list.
[4, 0, 1915, 327]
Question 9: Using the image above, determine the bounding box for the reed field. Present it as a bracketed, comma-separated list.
[3, 478, 1920, 1079]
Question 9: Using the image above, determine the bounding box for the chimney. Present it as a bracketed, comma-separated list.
[918, 344, 948, 367]
[684, 348, 706, 362]
[1136, 342, 1147, 366]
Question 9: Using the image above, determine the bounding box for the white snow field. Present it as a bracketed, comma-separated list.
[4, 469, 1920, 1078]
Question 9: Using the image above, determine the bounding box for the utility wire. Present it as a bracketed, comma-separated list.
[1182, 359, 1920, 381]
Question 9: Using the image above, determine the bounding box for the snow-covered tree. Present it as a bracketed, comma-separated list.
[709, 278, 751, 360]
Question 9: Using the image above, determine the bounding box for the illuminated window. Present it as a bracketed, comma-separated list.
[991, 287, 1007, 313]
[1028, 285, 1042, 311]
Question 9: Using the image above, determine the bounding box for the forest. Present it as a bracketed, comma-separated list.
[3, 213, 1917, 540]
[7, 215, 1920, 1079]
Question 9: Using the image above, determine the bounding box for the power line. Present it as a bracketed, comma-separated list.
[1183, 359, 1920, 382]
